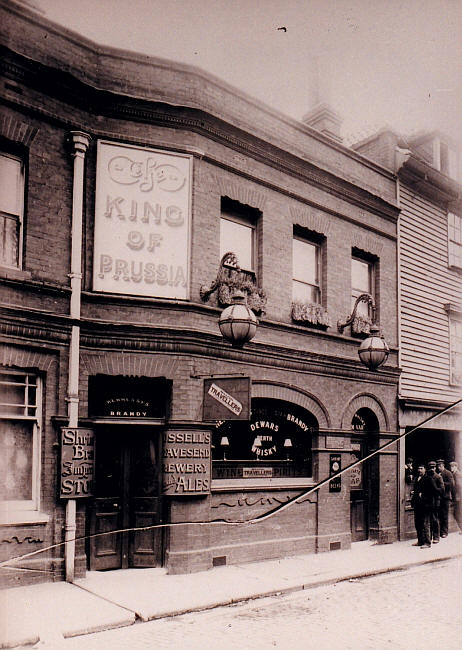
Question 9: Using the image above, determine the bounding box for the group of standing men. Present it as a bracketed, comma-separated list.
[409, 459, 462, 548]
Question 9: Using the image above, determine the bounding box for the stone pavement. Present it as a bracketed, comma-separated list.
[1, 533, 461, 649]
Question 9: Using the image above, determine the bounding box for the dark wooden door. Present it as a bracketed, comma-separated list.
[349, 441, 368, 542]
[89, 429, 162, 570]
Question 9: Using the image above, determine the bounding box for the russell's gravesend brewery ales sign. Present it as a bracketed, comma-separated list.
[162, 431, 211, 495]
[93, 141, 192, 299]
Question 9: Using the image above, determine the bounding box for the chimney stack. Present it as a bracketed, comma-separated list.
[302, 102, 343, 143]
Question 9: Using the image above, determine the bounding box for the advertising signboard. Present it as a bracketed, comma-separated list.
[60, 428, 95, 498]
[162, 431, 211, 496]
[329, 453, 342, 492]
[203, 377, 251, 421]
[93, 141, 192, 299]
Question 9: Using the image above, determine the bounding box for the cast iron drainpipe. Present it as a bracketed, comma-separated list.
[65, 131, 91, 582]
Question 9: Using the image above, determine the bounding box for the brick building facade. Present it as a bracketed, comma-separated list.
[0, 0, 400, 587]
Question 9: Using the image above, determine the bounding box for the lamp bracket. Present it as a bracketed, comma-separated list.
[337, 293, 377, 334]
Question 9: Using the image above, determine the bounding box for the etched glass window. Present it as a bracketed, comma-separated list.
[0, 371, 41, 509]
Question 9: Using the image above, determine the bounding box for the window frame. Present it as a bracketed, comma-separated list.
[211, 398, 316, 490]
[0, 151, 25, 270]
[449, 317, 462, 386]
[351, 254, 375, 318]
[448, 212, 462, 270]
[220, 211, 256, 275]
[434, 138, 459, 180]
[0, 370, 42, 513]
[292, 235, 322, 305]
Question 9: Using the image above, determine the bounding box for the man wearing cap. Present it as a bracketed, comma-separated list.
[449, 461, 462, 532]
[436, 459, 455, 538]
[411, 463, 442, 547]
[426, 461, 444, 543]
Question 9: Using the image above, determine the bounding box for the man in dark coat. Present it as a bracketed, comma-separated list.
[436, 459, 455, 537]
[426, 461, 444, 542]
[449, 461, 462, 532]
[411, 462, 443, 547]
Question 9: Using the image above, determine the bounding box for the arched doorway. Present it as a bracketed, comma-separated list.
[350, 408, 380, 542]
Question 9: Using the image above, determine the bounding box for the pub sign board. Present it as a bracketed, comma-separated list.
[329, 454, 342, 493]
[88, 375, 171, 419]
[162, 430, 211, 495]
[60, 428, 95, 498]
[202, 377, 251, 421]
[93, 141, 192, 300]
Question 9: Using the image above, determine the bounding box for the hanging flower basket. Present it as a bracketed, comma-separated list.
[291, 301, 331, 328]
[351, 315, 373, 335]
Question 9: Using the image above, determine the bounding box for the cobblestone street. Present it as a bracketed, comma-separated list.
[59, 559, 462, 650]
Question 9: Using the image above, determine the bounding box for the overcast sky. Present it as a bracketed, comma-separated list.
[33, 0, 462, 144]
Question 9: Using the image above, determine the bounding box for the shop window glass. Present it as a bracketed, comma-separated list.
[292, 237, 320, 303]
[212, 398, 315, 482]
[0, 371, 40, 510]
[0, 153, 24, 268]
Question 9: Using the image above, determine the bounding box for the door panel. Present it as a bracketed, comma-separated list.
[349, 445, 368, 542]
[129, 434, 162, 567]
[90, 498, 123, 570]
[89, 428, 162, 570]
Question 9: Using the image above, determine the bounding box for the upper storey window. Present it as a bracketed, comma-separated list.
[351, 256, 374, 318]
[449, 318, 462, 386]
[448, 213, 462, 269]
[0, 152, 24, 269]
[292, 237, 321, 304]
[220, 210, 255, 273]
[433, 138, 459, 180]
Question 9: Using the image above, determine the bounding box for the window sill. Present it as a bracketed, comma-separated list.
[0, 266, 32, 281]
[212, 478, 315, 491]
[0, 510, 50, 526]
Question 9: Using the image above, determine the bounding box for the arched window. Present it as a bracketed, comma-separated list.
[212, 398, 316, 482]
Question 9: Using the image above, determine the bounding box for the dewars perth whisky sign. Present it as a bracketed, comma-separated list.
[93, 141, 192, 299]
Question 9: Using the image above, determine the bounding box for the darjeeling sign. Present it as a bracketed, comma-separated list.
[93, 141, 192, 299]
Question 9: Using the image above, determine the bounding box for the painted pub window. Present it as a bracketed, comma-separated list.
[0, 152, 24, 269]
[0, 370, 41, 511]
[212, 398, 315, 481]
